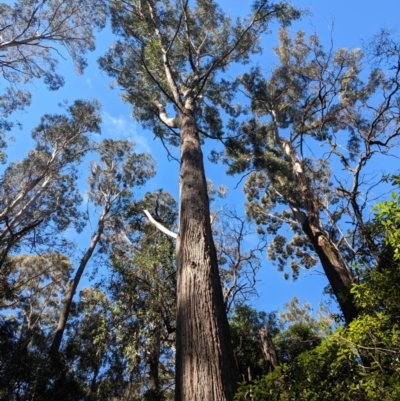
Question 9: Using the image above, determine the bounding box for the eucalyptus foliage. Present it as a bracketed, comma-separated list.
[221, 28, 400, 323]
[99, 0, 300, 146]
[0, 100, 101, 269]
[0, 0, 107, 159]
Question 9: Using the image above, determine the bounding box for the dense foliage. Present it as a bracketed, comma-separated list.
[235, 180, 400, 400]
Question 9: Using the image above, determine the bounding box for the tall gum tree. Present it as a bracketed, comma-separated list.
[222, 29, 400, 325]
[99, 1, 300, 399]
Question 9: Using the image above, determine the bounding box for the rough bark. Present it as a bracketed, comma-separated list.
[50, 203, 110, 354]
[175, 112, 238, 401]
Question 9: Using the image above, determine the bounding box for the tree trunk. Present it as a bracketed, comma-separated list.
[301, 219, 358, 323]
[175, 112, 238, 401]
[147, 311, 161, 398]
[147, 350, 161, 400]
[282, 140, 358, 324]
[259, 327, 278, 373]
[50, 203, 110, 354]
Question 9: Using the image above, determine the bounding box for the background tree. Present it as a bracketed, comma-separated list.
[0, 99, 101, 277]
[107, 196, 177, 400]
[212, 207, 265, 312]
[229, 303, 278, 383]
[100, 1, 300, 398]
[222, 28, 400, 324]
[50, 139, 155, 354]
[206, 180, 266, 312]
[0, 0, 107, 160]
[57, 190, 178, 401]
[0, 252, 84, 401]
[0, 141, 155, 399]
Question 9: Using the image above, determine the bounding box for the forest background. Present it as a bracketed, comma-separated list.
[1, 0, 400, 400]
[5, 0, 398, 311]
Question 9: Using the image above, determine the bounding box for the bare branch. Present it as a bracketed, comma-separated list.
[143, 209, 178, 239]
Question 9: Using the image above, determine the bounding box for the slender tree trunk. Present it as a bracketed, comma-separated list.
[50, 203, 110, 354]
[175, 112, 238, 401]
[148, 322, 161, 397]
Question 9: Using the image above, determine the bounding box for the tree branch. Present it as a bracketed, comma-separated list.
[154, 101, 178, 127]
[143, 209, 177, 239]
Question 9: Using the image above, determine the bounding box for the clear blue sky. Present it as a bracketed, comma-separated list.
[3, 0, 399, 315]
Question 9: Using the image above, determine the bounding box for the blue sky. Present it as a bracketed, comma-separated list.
[3, 0, 399, 315]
